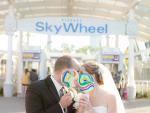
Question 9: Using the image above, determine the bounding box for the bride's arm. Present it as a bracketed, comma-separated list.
[107, 95, 117, 113]
[75, 95, 97, 113]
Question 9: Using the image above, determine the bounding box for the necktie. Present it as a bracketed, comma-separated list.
[59, 87, 67, 113]
[59, 87, 65, 97]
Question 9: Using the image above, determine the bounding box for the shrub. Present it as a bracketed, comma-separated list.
[136, 92, 150, 99]
[136, 92, 142, 98]
[143, 93, 148, 98]
[0, 88, 3, 96]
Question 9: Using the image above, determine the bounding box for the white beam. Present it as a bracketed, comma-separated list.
[135, 9, 150, 18]
[0, 14, 5, 19]
[0, 0, 127, 14]
[73, 9, 122, 19]
[0, 0, 67, 10]
[139, 25, 150, 34]
[74, 1, 126, 12]
[23, 13, 67, 18]
[140, 31, 150, 36]
[20, 8, 68, 17]
[77, 14, 116, 21]
[18, 7, 122, 20]
[67, 0, 74, 16]
[139, 33, 150, 40]
[140, 0, 150, 8]
[124, 0, 140, 15]
[138, 20, 150, 27]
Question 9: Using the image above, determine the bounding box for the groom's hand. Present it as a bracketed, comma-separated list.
[59, 92, 72, 108]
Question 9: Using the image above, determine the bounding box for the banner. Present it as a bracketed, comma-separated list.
[18, 17, 138, 36]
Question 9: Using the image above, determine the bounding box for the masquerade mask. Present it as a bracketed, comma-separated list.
[61, 69, 95, 93]
[76, 72, 95, 93]
[61, 69, 78, 88]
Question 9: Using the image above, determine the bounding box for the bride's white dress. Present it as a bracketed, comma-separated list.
[85, 106, 107, 113]
[93, 106, 107, 113]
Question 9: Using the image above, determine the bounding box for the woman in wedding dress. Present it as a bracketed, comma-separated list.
[76, 62, 125, 113]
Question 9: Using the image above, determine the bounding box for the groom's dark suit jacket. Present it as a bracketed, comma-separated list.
[26, 75, 75, 113]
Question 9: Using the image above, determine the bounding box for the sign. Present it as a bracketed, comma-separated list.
[23, 52, 40, 61]
[18, 17, 137, 36]
[102, 54, 120, 63]
[101, 48, 120, 64]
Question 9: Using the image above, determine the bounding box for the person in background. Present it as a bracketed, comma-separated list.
[122, 73, 128, 100]
[47, 67, 51, 75]
[111, 72, 115, 80]
[22, 68, 30, 94]
[29, 69, 38, 83]
[114, 71, 122, 96]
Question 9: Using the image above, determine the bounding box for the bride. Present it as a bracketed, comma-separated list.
[76, 62, 125, 113]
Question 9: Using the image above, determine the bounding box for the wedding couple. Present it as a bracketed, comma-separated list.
[25, 55, 125, 113]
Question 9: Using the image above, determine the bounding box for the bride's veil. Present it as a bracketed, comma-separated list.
[98, 64, 126, 113]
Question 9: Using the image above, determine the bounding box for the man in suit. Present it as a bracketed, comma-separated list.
[26, 55, 80, 113]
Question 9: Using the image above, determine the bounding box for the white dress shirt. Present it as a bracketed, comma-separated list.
[51, 76, 65, 113]
[51, 75, 62, 96]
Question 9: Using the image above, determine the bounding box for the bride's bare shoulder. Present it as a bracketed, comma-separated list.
[105, 92, 116, 104]
[99, 85, 110, 94]
[99, 86, 116, 100]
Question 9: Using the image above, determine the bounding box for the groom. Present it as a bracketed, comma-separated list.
[25, 55, 80, 113]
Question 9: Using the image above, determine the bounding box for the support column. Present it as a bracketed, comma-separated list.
[106, 35, 109, 47]
[98, 38, 102, 63]
[47, 35, 52, 50]
[116, 35, 123, 72]
[4, 3, 17, 97]
[17, 31, 23, 96]
[4, 33, 13, 97]
[39, 50, 47, 80]
[26, 32, 30, 46]
[127, 38, 136, 100]
[127, 10, 137, 100]
[118, 53, 124, 72]
[115, 35, 119, 48]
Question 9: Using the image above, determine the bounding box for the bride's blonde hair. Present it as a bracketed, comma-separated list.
[82, 62, 104, 85]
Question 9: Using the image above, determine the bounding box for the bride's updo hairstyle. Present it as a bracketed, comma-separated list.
[82, 62, 104, 85]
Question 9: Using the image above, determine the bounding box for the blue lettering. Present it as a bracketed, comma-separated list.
[45, 22, 52, 32]
[105, 24, 108, 33]
[35, 20, 108, 34]
[79, 24, 88, 33]
[36, 21, 44, 31]
[55, 25, 62, 34]
[63, 23, 78, 32]
[97, 26, 104, 33]
[97, 24, 107, 33]
[88, 26, 95, 33]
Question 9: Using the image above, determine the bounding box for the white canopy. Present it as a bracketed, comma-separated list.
[0, 0, 149, 40]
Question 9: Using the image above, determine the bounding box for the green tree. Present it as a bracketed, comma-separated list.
[61, 43, 75, 53]
[76, 46, 101, 54]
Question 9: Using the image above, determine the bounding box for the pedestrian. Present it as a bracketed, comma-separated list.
[21, 68, 30, 94]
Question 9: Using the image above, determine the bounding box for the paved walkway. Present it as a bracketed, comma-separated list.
[0, 97, 25, 113]
[0, 97, 149, 113]
[124, 99, 150, 113]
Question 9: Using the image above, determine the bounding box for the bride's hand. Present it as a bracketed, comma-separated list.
[76, 94, 93, 113]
